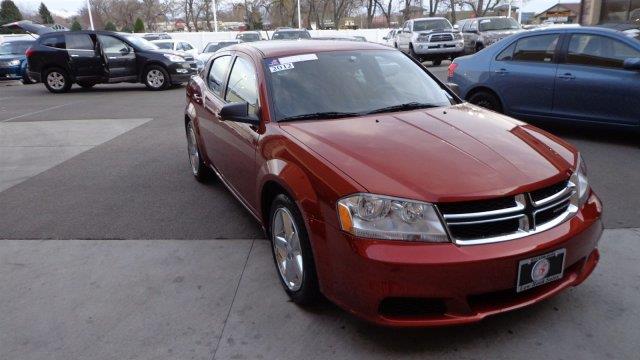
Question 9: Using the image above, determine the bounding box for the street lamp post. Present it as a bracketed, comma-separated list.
[213, 0, 218, 32]
[86, 0, 94, 30]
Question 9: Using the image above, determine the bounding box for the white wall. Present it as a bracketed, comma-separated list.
[154, 29, 394, 52]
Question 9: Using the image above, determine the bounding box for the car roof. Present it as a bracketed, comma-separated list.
[230, 39, 389, 58]
[274, 28, 309, 32]
[527, 25, 624, 35]
[151, 39, 174, 43]
[412, 17, 447, 21]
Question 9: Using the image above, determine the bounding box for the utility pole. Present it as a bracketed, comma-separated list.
[297, 0, 301, 29]
[86, 0, 95, 30]
[213, 0, 218, 32]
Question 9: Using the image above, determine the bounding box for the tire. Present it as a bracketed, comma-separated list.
[468, 90, 503, 112]
[269, 194, 320, 305]
[143, 65, 171, 91]
[21, 70, 35, 84]
[393, 42, 398, 49]
[185, 120, 212, 182]
[77, 81, 96, 89]
[43, 67, 71, 93]
[432, 58, 442, 66]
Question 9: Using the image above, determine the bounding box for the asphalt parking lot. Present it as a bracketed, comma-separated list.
[1, 64, 639, 360]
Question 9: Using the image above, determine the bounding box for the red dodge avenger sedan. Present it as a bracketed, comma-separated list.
[184, 40, 602, 326]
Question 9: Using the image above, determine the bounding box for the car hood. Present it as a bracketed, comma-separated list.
[279, 104, 576, 202]
[482, 29, 523, 37]
[0, 54, 24, 61]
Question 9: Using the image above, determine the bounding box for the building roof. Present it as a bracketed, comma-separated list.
[535, 2, 581, 16]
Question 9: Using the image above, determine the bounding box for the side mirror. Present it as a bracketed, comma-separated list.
[453, 25, 460, 30]
[119, 47, 130, 55]
[219, 102, 259, 125]
[623, 57, 640, 71]
[404, 28, 411, 33]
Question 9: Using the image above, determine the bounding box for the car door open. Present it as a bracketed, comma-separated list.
[97, 34, 137, 81]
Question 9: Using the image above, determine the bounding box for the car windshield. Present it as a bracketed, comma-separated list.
[123, 35, 158, 50]
[273, 31, 311, 40]
[0, 42, 30, 55]
[154, 42, 173, 49]
[204, 42, 235, 52]
[479, 18, 521, 31]
[413, 19, 452, 31]
[239, 33, 260, 41]
[265, 50, 454, 121]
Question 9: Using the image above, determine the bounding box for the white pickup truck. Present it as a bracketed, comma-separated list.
[395, 17, 465, 66]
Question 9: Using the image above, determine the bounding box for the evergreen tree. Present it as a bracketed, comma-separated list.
[38, 2, 53, 24]
[0, 0, 23, 34]
[104, 21, 116, 31]
[133, 17, 144, 33]
[70, 18, 82, 31]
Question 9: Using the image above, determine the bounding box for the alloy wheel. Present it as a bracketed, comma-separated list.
[272, 207, 304, 291]
[46, 71, 65, 90]
[147, 69, 165, 88]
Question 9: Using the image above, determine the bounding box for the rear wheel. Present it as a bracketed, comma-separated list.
[269, 194, 320, 305]
[144, 65, 170, 91]
[468, 90, 502, 112]
[21, 70, 35, 84]
[43, 68, 71, 93]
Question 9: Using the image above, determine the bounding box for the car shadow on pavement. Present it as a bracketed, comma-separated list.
[528, 121, 638, 147]
[65, 85, 186, 93]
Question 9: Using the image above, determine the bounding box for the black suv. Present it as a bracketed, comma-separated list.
[27, 30, 197, 93]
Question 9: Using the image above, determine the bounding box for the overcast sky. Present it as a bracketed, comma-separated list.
[14, 0, 581, 18]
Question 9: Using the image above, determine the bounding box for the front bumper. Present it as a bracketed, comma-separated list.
[0, 65, 23, 80]
[310, 192, 603, 327]
[413, 40, 464, 55]
[168, 61, 198, 84]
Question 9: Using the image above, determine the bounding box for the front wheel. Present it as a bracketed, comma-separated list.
[43, 68, 71, 93]
[144, 65, 170, 91]
[409, 44, 421, 62]
[21, 70, 35, 84]
[269, 194, 320, 305]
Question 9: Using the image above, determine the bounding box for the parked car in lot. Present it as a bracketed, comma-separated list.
[142, 33, 171, 41]
[236, 31, 264, 42]
[448, 27, 640, 127]
[25, 30, 197, 93]
[396, 17, 465, 65]
[461, 16, 524, 53]
[0, 40, 36, 84]
[271, 28, 311, 40]
[196, 40, 241, 69]
[382, 28, 401, 47]
[184, 40, 602, 326]
[151, 39, 198, 57]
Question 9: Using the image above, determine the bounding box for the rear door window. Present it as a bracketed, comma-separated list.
[41, 34, 65, 49]
[496, 41, 517, 61]
[566, 34, 640, 69]
[512, 34, 559, 62]
[207, 55, 231, 96]
[66, 34, 94, 50]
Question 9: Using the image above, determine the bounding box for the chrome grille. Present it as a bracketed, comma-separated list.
[437, 180, 577, 245]
[429, 33, 454, 42]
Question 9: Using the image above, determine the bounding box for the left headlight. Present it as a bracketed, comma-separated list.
[570, 154, 590, 207]
[163, 53, 185, 62]
[337, 194, 450, 242]
[8, 59, 20, 66]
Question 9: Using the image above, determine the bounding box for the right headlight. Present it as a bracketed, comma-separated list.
[337, 194, 450, 242]
[163, 53, 185, 62]
[570, 154, 590, 207]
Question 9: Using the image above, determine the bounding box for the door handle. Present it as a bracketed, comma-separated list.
[494, 68, 508, 75]
[557, 73, 575, 80]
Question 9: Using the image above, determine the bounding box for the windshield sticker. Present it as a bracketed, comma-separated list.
[269, 63, 294, 73]
[277, 54, 318, 64]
